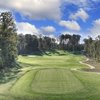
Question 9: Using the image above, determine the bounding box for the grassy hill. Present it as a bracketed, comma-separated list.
[0, 51, 100, 100]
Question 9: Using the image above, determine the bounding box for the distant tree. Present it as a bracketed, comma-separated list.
[95, 36, 100, 62]
[17, 34, 26, 54]
[38, 37, 43, 50]
[59, 34, 65, 49]
[25, 34, 33, 53]
[51, 38, 57, 49]
[84, 37, 93, 57]
[44, 36, 52, 50]
[0, 12, 17, 68]
[59, 34, 81, 52]
[84, 36, 100, 62]
[17, 34, 39, 54]
[32, 35, 39, 51]
[71, 34, 81, 52]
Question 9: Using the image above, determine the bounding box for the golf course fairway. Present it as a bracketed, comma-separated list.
[0, 51, 100, 100]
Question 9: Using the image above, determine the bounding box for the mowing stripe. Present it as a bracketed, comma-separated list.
[31, 68, 85, 94]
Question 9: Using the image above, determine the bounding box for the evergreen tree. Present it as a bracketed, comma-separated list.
[84, 36, 100, 62]
[0, 12, 17, 68]
[17, 34, 26, 54]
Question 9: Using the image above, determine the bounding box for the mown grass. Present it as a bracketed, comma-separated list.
[31, 68, 85, 94]
[0, 51, 100, 100]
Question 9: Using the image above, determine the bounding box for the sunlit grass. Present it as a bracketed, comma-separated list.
[0, 51, 100, 100]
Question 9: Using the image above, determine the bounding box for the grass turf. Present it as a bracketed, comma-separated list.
[31, 68, 84, 94]
[0, 51, 100, 100]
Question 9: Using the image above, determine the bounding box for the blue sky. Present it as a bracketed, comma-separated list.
[0, 0, 100, 41]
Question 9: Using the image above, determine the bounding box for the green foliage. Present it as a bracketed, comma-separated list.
[59, 34, 82, 51]
[17, 34, 58, 55]
[84, 36, 100, 62]
[0, 12, 17, 68]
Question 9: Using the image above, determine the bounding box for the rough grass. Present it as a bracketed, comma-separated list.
[0, 51, 100, 100]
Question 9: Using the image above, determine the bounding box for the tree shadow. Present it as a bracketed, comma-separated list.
[0, 67, 21, 84]
[42, 50, 67, 56]
[20, 49, 83, 56]
[20, 50, 44, 56]
[19, 62, 41, 67]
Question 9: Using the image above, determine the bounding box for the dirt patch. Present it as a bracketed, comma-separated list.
[82, 59, 100, 73]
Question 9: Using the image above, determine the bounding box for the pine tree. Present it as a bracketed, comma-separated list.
[0, 12, 17, 68]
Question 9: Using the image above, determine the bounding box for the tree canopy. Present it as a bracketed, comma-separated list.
[0, 12, 17, 68]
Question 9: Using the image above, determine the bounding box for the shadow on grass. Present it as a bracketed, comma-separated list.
[42, 50, 68, 56]
[20, 50, 44, 56]
[19, 62, 41, 67]
[20, 50, 83, 57]
[20, 50, 67, 56]
[0, 66, 21, 84]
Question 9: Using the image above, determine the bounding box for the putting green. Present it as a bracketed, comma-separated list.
[32, 68, 84, 94]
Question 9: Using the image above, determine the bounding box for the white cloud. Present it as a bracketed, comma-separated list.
[16, 22, 39, 35]
[59, 20, 81, 31]
[63, 0, 87, 5]
[0, 0, 61, 20]
[90, 19, 100, 37]
[61, 31, 83, 36]
[16, 22, 56, 37]
[63, 0, 100, 10]
[69, 8, 89, 22]
[62, 31, 75, 35]
[63, 0, 100, 11]
[0, 8, 10, 13]
[48, 34, 54, 38]
[63, 0, 90, 9]
[41, 26, 56, 34]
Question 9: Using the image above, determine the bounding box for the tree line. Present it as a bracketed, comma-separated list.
[84, 36, 100, 62]
[17, 34, 58, 55]
[59, 34, 83, 52]
[17, 33, 84, 55]
[0, 12, 100, 70]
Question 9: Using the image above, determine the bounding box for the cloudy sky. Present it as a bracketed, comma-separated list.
[0, 0, 100, 40]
